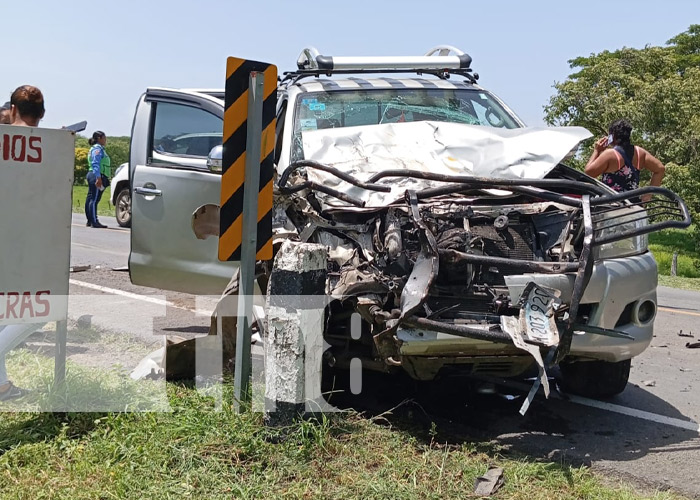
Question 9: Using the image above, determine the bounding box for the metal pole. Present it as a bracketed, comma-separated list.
[234, 72, 264, 412]
[54, 319, 67, 385]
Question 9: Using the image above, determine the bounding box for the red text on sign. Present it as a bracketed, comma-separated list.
[0, 291, 51, 320]
[0, 134, 42, 163]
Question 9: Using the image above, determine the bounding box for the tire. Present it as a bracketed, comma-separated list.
[559, 358, 631, 399]
[115, 188, 131, 228]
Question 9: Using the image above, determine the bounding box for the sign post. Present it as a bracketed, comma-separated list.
[219, 57, 277, 411]
[54, 320, 68, 384]
[233, 73, 264, 411]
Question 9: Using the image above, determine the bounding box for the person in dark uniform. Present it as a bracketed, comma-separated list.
[85, 130, 111, 228]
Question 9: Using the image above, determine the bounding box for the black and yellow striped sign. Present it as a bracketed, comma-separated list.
[219, 57, 277, 262]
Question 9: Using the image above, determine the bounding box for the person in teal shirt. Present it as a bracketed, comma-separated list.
[85, 130, 111, 228]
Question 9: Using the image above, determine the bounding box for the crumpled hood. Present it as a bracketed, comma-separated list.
[299, 121, 592, 207]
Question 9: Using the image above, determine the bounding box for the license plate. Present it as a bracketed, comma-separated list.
[520, 283, 561, 346]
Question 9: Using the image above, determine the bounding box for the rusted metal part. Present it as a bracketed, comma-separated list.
[556, 195, 594, 364]
[372, 319, 402, 362]
[439, 249, 578, 273]
[402, 316, 512, 343]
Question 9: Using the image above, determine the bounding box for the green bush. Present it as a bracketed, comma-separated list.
[74, 147, 89, 185]
[649, 226, 700, 277]
[650, 247, 700, 278]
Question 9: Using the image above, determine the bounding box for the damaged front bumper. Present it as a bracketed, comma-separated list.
[398, 251, 658, 363]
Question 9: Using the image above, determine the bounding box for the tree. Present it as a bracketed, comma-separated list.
[74, 147, 89, 183]
[544, 25, 700, 246]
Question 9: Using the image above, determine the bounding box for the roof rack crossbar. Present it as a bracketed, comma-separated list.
[295, 45, 475, 77]
[280, 69, 478, 86]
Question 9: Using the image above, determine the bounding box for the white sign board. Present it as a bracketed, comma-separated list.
[0, 125, 74, 325]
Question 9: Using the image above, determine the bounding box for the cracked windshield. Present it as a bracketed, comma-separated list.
[292, 88, 519, 162]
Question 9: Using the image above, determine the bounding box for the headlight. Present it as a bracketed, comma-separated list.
[113, 164, 125, 177]
[593, 208, 648, 260]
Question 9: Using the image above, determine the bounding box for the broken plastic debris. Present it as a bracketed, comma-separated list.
[130, 346, 165, 380]
[678, 330, 694, 338]
[473, 466, 505, 496]
[641, 380, 656, 387]
[686, 342, 700, 349]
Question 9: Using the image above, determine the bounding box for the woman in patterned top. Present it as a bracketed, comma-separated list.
[585, 119, 665, 196]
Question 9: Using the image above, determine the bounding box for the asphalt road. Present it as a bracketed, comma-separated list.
[66, 213, 700, 498]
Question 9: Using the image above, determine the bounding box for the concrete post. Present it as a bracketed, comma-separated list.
[264, 241, 329, 426]
[671, 251, 678, 277]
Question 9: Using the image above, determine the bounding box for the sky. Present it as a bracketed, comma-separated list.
[2, 0, 698, 136]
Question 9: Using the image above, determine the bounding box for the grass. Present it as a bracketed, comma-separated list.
[649, 226, 700, 279]
[0, 350, 688, 499]
[657, 275, 700, 292]
[72, 185, 114, 218]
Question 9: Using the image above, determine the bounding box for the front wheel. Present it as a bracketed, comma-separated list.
[559, 358, 631, 399]
[115, 188, 131, 228]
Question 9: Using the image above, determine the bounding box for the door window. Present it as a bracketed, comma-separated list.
[151, 102, 223, 167]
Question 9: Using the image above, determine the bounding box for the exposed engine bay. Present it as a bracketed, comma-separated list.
[271, 123, 690, 408]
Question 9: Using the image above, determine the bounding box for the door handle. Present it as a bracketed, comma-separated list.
[134, 186, 162, 197]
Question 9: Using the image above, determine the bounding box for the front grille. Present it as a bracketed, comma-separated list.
[469, 223, 536, 284]
[471, 224, 535, 260]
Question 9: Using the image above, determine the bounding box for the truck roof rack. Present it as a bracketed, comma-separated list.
[284, 45, 478, 84]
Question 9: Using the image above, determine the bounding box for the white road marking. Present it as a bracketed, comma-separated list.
[69, 279, 214, 315]
[564, 394, 700, 434]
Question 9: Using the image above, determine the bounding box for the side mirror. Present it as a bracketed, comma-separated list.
[206, 145, 223, 173]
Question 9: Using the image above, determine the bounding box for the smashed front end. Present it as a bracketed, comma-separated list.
[274, 122, 691, 404]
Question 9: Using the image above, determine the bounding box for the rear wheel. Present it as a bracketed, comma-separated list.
[115, 188, 131, 228]
[559, 358, 631, 399]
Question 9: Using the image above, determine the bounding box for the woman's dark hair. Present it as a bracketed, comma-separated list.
[609, 119, 633, 158]
[88, 130, 106, 146]
[10, 85, 45, 121]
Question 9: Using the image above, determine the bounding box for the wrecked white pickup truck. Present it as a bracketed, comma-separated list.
[128, 46, 691, 400]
